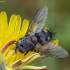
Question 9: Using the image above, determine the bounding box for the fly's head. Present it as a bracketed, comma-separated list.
[16, 39, 25, 53]
[16, 36, 38, 54]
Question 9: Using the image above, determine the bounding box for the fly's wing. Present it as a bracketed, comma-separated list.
[27, 6, 48, 35]
[33, 43, 68, 65]
[48, 46, 68, 58]
[43, 43, 68, 58]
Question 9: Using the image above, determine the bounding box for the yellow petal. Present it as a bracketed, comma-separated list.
[1, 40, 16, 53]
[5, 67, 14, 70]
[8, 14, 17, 32]
[4, 50, 15, 62]
[21, 53, 41, 65]
[12, 15, 21, 41]
[0, 14, 5, 48]
[19, 19, 29, 38]
[11, 53, 41, 68]
[1, 11, 8, 31]
[18, 65, 48, 70]
[15, 51, 21, 61]
[9, 54, 17, 66]
[53, 39, 59, 45]
[44, 27, 50, 30]
[3, 14, 17, 44]
[0, 51, 4, 63]
[6, 52, 15, 65]
[14, 15, 21, 33]
[11, 59, 22, 67]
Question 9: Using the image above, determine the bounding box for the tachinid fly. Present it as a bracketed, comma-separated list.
[15, 6, 68, 58]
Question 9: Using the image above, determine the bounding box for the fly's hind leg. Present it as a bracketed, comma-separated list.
[24, 51, 29, 55]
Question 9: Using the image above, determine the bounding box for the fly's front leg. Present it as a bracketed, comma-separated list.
[15, 46, 18, 54]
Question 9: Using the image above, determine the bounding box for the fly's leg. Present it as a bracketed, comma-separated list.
[15, 46, 18, 54]
[24, 51, 29, 55]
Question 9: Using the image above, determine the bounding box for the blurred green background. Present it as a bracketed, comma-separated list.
[0, 0, 70, 70]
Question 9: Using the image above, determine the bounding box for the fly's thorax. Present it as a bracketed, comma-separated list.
[35, 30, 55, 45]
[35, 30, 47, 45]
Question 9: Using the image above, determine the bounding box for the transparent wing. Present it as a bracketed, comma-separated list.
[27, 6, 48, 35]
[44, 43, 68, 58]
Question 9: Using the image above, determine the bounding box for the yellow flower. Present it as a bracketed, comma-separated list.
[0, 11, 48, 70]
[53, 39, 59, 45]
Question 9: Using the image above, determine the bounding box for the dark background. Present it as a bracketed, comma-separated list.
[0, 0, 70, 70]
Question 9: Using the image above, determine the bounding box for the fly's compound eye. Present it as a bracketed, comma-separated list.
[31, 36, 38, 45]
